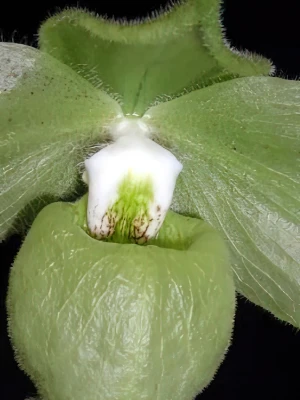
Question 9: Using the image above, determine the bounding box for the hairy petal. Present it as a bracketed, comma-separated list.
[144, 76, 300, 327]
[0, 43, 121, 240]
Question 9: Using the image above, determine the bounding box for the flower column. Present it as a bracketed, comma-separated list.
[83, 117, 183, 243]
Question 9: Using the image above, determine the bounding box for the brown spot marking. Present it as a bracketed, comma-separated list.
[8, 72, 19, 78]
[156, 205, 161, 212]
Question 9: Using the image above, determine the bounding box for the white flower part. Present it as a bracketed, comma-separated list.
[83, 117, 182, 243]
[0, 43, 37, 93]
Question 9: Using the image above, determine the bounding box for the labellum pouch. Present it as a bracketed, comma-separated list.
[7, 196, 235, 400]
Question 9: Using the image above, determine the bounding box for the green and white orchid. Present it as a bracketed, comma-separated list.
[1, 1, 299, 399]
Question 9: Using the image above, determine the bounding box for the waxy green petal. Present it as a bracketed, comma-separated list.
[39, 1, 272, 116]
[8, 198, 235, 400]
[0, 43, 121, 240]
[144, 76, 300, 327]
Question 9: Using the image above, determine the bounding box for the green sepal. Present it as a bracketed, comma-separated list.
[38, 1, 272, 116]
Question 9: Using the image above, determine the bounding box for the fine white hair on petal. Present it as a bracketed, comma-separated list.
[83, 117, 182, 241]
[0, 43, 37, 93]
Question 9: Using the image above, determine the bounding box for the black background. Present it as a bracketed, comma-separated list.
[1, 1, 300, 399]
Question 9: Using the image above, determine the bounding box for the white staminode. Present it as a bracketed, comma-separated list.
[83, 117, 182, 242]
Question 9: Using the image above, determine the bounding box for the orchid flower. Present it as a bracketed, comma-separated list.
[1, 1, 299, 400]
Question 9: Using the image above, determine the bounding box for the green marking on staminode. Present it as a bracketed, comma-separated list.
[74, 173, 155, 244]
[107, 172, 154, 244]
[74, 192, 191, 250]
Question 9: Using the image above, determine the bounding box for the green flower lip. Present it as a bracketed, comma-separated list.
[7, 198, 235, 400]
